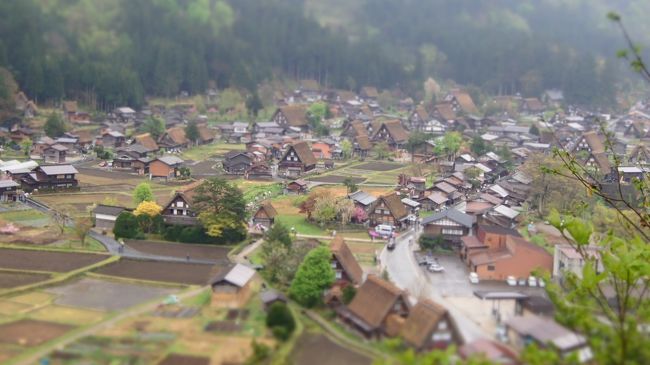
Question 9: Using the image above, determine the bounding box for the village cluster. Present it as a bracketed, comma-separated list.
[1, 80, 649, 364]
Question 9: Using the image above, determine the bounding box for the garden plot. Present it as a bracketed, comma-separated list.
[125, 240, 230, 262]
[44, 277, 177, 311]
[94, 258, 216, 285]
[0, 248, 109, 272]
[291, 333, 372, 365]
[0, 271, 50, 289]
[0, 319, 74, 347]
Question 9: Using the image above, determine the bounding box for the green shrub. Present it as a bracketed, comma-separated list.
[266, 302, 295, 341]
[342, 285, 356, 304]
[113, 212, 144, 239]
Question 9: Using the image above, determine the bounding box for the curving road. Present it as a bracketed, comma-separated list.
[383, 227, 488, 343]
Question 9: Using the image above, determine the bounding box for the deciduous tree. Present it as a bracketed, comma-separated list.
[289, 246, 335, 307]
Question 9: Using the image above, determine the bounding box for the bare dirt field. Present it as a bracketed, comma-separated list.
[0, 248, 109, 272]
[353, 162, 402, 171]
[0, 319, 74, 347]
[45, 277, 177, 311]
[308, 175, 366, 184]
[94, 259, 216, 285]
[0, 271, 51, 289]
[125, 240, 230, 263]
[291, 333, 372, 365]
[158, 353, 211, 365]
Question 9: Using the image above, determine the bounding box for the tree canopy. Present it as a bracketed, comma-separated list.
[289, 245, 335, 307]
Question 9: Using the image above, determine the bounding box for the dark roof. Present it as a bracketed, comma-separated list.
[39, 165, 78, 175]
[376, 193, 408, 221]
[478, 224, 521, 237]
[260, 289, 287, 304]
[422, 208, 476, 228]
[278, 105, 308, 127]
[94, 204, 127, 216]
[286, 141, 317, 166]
[257, 202, 277, 219]
[0, 180, 19, 188]
[347, 275, 408, 330]
[330, 236, 364, 285]
[400, 299, 449, 350]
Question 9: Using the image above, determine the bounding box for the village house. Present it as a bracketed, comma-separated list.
[222, 151, 254, 175]
[371, 120, 409, 150]
[42, 144, 68, 163]
[407, 105, 430, 131]
[270, 105, 309, 132]
[286, 179, 309, 194]
[20, 165, 79, 191]
[218, 122, 250, 144]
[444, 90, 479, 115]
[99, 130, 126, 148]
[260, 289, 287, 310]
[399, 299, 462, 351]
[149, 156, 185, 179]
[161, 180, 203, 226]
[0, 179, 20, 202]
[468, 234, 553, 281]
[134, 133, 160, 153]
[460, 225, 521, 263]
[553, 244, 602, 282]
[348, 190, 377, 217]
[431, 103, 456, 123]
[210, 264, 259, 308]
[330, 236, 364, 287]
[196, 123, 217, 145]
[506, 314, 593, 363]
[251, 202, 277, 230]
[63, 101, 78, 121]
[112, 145, 151, 173]
[158, 127, 188, 151]
[245, 162, 273, 180]
[337, 275, 411, 338]
[368, 193, 408, 229]
[520, 98, 545, 114]
[278, 141, 317, 177]
[421, 208, 475, 245]
[360, 86, 379, 102]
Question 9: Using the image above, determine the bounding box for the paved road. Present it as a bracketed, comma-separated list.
[384, 227, 488, 343]
[24, 199, 217, 265]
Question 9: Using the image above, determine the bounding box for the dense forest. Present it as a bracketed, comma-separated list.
[0, 0, 648, 109]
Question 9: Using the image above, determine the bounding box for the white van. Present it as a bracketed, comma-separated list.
[375, 225, 394, 237]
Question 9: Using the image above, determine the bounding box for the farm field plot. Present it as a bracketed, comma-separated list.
[308, 175, 366, 184]
[29, 305, 106, 326]
[353, 162, 403, 171]
[291, 333, 372, 365]
[0, 248, 109, 272]
[76, 167, 146, 185]
[0, 271, 50, 289]
[126, 240, 230, 262]
[45, 277, 177, 311]
[94, 259, 216, 285]
[0, 319, 74, 347]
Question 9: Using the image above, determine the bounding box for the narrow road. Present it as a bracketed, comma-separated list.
[24, 199, 217, 265]
[234, 238, 264, 264]
[13, 286, 207, 365]
[384, 227, 488, 343]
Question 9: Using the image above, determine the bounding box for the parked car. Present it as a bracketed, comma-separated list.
[538, 278, 546, 288]
[428, 263, 444, 273]
[417, 256, 429, 266]
[506, 276, 517, 286]
[518, 278, 527, 286]
[528, 276, 538, 287]
[375, 224, 395, 237]
[469, 272, 479, 284]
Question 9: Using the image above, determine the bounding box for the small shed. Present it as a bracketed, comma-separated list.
[210, 264, 259, 308]
[93, 205, 128, 231]
[252, 202, 277, 229]
[260, 289, 287, 310]
[286, 179, 308, 194]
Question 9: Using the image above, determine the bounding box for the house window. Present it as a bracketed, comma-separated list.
[331, 261, 337, 269]
[335, 271, 342, 279]
[176, 201, 184, 208]
[487, 265, 495, 271]
[442, 228, 464, 235]
[438, 321, 448, 330]
[375, 209, 382, 214]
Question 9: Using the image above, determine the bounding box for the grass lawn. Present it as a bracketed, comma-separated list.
[275, 214, 327, 236]
[181, 143, 245, 160]
[49, 234, 106, 252]
[0, 209, 49, 225]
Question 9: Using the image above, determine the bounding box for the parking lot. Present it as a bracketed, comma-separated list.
[416, 252, 548, 298]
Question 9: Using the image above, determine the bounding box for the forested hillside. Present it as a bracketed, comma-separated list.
[0, 0, 647, 109]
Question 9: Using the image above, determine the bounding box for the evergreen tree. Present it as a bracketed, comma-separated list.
[44, 113, 66, 137]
